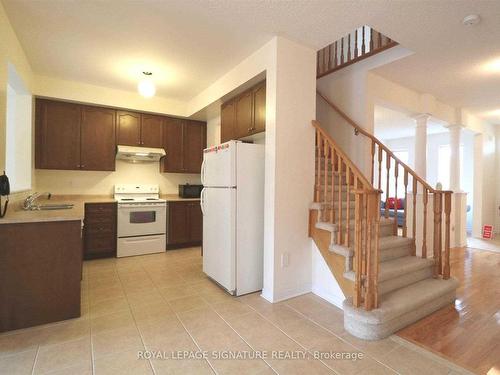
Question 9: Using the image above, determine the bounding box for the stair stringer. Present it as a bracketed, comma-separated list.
[309, 207, 354, 299]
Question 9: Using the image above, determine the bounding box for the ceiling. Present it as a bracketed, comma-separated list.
[375, 105, 447, 141]
[3, 0, 500, 122]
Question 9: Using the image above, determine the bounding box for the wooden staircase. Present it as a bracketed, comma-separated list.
[310, 95, 458, 340]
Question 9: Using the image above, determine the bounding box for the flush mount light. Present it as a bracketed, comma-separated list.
[138, 71, 156, 98]
[481, 58, 500, 73]
[463, 14, 481, 26]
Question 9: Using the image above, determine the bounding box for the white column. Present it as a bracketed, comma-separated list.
[413, 114, 429, 180]
[449, 125, 462, 192]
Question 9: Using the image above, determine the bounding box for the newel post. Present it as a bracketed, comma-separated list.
[443, 193, 452, 279]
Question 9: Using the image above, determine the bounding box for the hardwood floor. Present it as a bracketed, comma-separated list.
[397, 247, 500, 375]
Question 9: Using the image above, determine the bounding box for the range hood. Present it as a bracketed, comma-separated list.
[116, 145, 166, 162]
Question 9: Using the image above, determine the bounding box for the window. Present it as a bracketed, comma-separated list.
[437, 144, 464, 190]
[5, 63, 32, 192]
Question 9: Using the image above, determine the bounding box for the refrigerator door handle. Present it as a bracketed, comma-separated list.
[200, 188, 206, 216]
[200, 159, 206, 186]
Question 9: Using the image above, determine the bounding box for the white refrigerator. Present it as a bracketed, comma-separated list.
[200, 140, 265, 296]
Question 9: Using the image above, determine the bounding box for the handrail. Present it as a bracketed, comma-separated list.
[312, 120, 373, 190]
[316, 90, 452, 281]
[317, 90, 445, 194]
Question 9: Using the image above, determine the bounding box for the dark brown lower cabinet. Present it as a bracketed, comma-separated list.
[167, 200, 202, 249]
[83, 202, 117, 259]
[0, 220, 82, 332]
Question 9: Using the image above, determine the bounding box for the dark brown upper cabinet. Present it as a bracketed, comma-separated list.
[183, 121, 206, 173]
[36, 100, 81, 170]
[116, 111, 141, 146]
[220, 80, 266, 142]
[235, 90, 253, 137]
[141, 114, 164, 148]
[161, 117, 184, 173]
[36, 99, 116, 171]
[220, 101, 236, 143]
[161, 119, 206, 174]
[116, 111, 164, 148]
[252, 82, 266, 134]
[80, 106, 116, 171]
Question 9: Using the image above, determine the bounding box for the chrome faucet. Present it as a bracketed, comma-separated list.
[23, 192, 51, 210]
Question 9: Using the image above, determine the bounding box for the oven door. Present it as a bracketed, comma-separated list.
[117, 203, 166, 237]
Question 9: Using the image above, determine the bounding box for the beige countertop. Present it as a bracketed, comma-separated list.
[0, 194, 199, 224]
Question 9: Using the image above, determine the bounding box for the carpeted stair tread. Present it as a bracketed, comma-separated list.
[378, 256, 434, 282]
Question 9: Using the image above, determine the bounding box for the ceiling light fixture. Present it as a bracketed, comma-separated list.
[138, 72, 155, 98]
[462, 14, 481, 26]
[481, 58, 500, 73]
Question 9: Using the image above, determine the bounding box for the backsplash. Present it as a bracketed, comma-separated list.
[34, 160, 201, 195]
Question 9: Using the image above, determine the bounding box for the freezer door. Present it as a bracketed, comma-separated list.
[202, 187, 236, 292]
[202, 141, 236, 187]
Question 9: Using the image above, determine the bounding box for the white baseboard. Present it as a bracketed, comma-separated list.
[260, 283, 312, 303]
[311, 285, 345, 309]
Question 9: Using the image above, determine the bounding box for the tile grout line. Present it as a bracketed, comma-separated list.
[208, 308, 280, 375]
[237, 302, 339, 374]
[115, 260, 157, 375]
[30, 346, 40, 375]
[159, 291, 219, 375]
[281, 300, 401, 374]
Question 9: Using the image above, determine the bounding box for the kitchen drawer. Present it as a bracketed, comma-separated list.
[85, 203, 116, 215]
[85, 234, 115, 252]
[85, 224, 114, 235]
[84, 215, 115, 226]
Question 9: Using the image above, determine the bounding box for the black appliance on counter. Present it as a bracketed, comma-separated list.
[178, 184, 203, 198]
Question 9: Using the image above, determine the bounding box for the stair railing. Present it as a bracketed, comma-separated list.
[313, 120, 382, 310]
[317, 26, 398, 78]
[317, 91, 452, 281]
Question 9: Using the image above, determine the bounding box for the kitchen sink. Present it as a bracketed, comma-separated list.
[38, 204, 74, 210]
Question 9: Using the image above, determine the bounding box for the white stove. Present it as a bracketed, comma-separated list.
[114, 184, 166, 257]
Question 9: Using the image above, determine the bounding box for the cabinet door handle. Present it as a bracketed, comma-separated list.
[80, 164, 85, 169]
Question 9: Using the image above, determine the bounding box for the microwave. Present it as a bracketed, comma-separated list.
[178, 184, 203, 198]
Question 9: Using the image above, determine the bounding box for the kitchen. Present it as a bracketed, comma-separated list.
[0, 79, 266, 333]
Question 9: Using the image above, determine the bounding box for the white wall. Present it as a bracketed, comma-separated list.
[311, 242, 345, 309]
[6, 64, 32, 192]
[0, 1, 34, 200]
[262, 37, 316, 302]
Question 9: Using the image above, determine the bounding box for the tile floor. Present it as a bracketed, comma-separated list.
[0, 247, 472, 375]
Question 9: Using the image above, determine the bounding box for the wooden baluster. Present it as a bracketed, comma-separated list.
[330, 148, 336, 223]
[361, 26, 366, 54]
[327, 44, 332, 71]
[337, 156, 343, 244]
[403, 170, 408, 237]
[412, 178, 417, 255]
[373, 193, 381, 309]
[354, 28, 359, 58]
[370, 140, 375, 186]
[377, 146, 382, 190]
[340, 37, 345, 65]
[393, 161, 399, 235]
[334, 41, 338, 67]
[433, 191, 442, 277]
[384, 154, 390, 218]
[345, 166, 351, 247]
[347, 34, 351, 61]
[422, 189, 428, 258]
[315, 130, 320, 202]
[377, 31, 382, 49]
[316, 51, 320, 76]
[323, 139, 329, 220]
[443, 193, 452, 279]
[353, 192, 363, 307]
[364, 193, 379, 310]
[369, 27, 374, 51]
